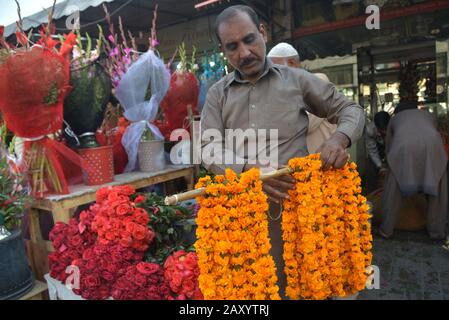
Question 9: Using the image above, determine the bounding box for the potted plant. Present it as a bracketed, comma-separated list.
[0, 148, 33, 299]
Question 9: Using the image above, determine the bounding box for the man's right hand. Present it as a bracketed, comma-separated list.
[243, 163, 296, 203]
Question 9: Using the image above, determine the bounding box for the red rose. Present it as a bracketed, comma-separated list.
[117, 185, 135, 196]
[183, 253, 198, 270]
[52, 235, 64, 249]
[134, 195, 145, 204]
[68, 235, 83, 248]
[81, 290, 91, 300]
[117, 195, 130, 204]
[136, 262, 160, 276]
[135, 291, 147, 300]
[176, 294, 187, 300]
[183, 280, 196, 296]
[98, 286, 110, 300]
[107, 192, 120, 202]
[132, 224, 147, 241]
[193, 289, 204, 300]
[133, 208, 149, 225]
[85, 259, 97, 271]
[101, 271, 115, 282]
[96, 187, 110, 203]
[133, 273, 147, 287]
[82, 275, 100, 288]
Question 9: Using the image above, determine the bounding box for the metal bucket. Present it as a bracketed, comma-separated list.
[0, 230, 34, 300]
[78, 145, 114, 186]
[138, 140, 166, 172]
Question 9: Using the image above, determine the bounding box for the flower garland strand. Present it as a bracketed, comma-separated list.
[283, 154, 373, 300]
[195, 168, 280, 300]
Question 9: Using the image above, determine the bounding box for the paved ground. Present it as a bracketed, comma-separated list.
[358, 230, 449, 300]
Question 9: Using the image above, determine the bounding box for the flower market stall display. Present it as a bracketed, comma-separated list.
[47, 185, 201, 300]
[0, 147, 33, 300]
[195, 168, 281, 300]
[0, 26, 92, 197]
[63, 29, 113, 186]
[114, 9, 170, 173]
[157, 43, 200, 140]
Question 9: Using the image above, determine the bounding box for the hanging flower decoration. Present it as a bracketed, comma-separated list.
[195, 168, 280, 300]
[283, 154, 373, 300]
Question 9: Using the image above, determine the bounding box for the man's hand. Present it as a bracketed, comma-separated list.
[243, 163, 295, 204]
[316, 131, 350, 170]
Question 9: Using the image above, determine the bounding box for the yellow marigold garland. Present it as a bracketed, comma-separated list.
[283, 154, 373, 300]
[195, 168, 280, 300]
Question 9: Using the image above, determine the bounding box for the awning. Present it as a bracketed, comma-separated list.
[4, 0, 115, 37]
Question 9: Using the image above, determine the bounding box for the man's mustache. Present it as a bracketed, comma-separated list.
[240, 57, 257, 68]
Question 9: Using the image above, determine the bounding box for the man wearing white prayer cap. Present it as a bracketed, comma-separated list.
[267, 42, 301, 68]
[267, 44, 337, 154]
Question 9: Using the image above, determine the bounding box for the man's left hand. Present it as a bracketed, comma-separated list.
[316, 132, 350, 170]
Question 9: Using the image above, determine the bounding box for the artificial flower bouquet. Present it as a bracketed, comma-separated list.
[0, 27, 91, 197]
[63, 28, 111, 149]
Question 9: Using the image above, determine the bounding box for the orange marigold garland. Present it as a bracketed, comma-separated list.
[195, 168, 280, 300]
[283, 154, 373, 300]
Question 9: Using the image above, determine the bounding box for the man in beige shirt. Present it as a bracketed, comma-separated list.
[200, 5, 365, 298]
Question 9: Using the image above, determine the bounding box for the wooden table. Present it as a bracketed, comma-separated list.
[27, 165, 195, 280]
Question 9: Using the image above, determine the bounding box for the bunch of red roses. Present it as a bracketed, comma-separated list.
[91, 186, 154, 251]
[71, 243, 144, 300]
[164, 250, 203, 300]
[48, 217, 96, 282]
[111, 262, 172, 300]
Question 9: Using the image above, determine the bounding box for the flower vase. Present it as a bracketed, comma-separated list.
[138, 140, 166, 172]
[78, 145, 114, 185]
[0, 230, 34, 300]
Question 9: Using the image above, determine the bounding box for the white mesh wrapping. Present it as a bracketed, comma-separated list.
[115, 50, 170, 172]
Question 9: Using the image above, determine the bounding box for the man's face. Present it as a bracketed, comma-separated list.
[218, 12, 267, 80]
[270, 57, 286, 65]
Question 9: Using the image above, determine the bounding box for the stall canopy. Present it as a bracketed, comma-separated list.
[3, 0, 274, 38]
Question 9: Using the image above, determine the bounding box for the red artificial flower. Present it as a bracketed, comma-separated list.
[136, 262, 159, 276]
[116, 203, 131, 216]
[59, 32, 77, 58]
[134, 195, 146, 204]
[15, 32, 27, 46]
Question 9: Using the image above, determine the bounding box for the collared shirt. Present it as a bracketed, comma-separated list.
[200, 60, 365, 174]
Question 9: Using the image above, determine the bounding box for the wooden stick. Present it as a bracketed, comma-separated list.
[164, 167, 293, 205]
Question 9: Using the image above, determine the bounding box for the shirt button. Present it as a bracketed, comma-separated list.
[251, 123, 255, 128]
[251, 105, 256, 109]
